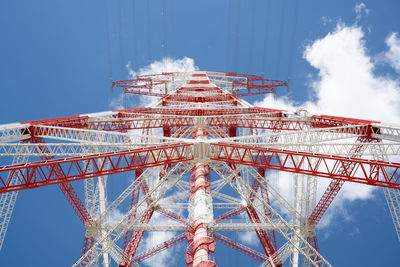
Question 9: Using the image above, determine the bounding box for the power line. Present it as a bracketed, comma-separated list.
[275, 0, 287, 79]
[132, 0, 138, 71]
[234, 0, 241, 72]
[288, 0, 299, 81]
[146, 0, 152, 63]
[226, 0, 232, 71]
[117, 0, 125, 78]
[169, 0, 175, 55]
[162, 0, 167, 58]
[261, 0, 271, 77]
[103, 0, 113, 83]
[248, 0, 256, 74]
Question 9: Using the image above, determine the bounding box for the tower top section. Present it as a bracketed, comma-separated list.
[112, 71, 287, 98]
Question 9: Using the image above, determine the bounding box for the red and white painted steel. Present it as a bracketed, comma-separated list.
[0, 71, 399, 267]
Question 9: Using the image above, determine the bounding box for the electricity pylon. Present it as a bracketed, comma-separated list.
[0, 71, 399, 267]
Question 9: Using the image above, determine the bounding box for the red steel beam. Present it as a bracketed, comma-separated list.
[213, 232, 267, 262]
[112, 72, 286, 98]
[305, 235, 322, 267]
[257, 168, 278, 251]
[133, 233, 186, 263]
[140, 178, 188, 224]
[119, 209, 154, 267]
[123, 169, 143, 251]
[214, 206, 245, 224]
[0, 143, 193, 193]
[157, 207, 188, 224]
[246, 206, 282, 266]
[162, 94, 237, 103]
[119, 107, 285, 117]
[308, 136, 376, 225]
[210, 142, 400, 189]
[21, 116, 372, 136]
[79, 236, 95, 267]
[26, 138, 93, 225]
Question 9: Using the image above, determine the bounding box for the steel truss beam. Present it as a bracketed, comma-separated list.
[213, 232, 268, 262]
[133, 232, 186, 263]
[308, 136, 374, 225]
[210, 142, 400, 189]
[0, 143, 192, 193]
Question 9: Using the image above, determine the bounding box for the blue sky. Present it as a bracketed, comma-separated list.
[1, 0, 400, 266]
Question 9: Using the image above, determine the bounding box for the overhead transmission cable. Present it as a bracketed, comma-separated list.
[162, 0, 167, 58]
[116, 0, 127, 108]
[103, 0, 114, 104]
[117, 0, 125, 78]
[275, 0, 287, 80]
[132, 0, 138, 72]
[287, 0, 299, 90]
[248, 0, 256, 74]
[146, 0, 152, 63]
[169, 0, 175, 55]
[103, 0, 113, 84]
[234, 0, 241, 73]
[261, 0, 271, 77]
[226, 0, 232, 71]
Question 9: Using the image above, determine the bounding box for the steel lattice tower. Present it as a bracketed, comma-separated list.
[0, 71, 400, 266]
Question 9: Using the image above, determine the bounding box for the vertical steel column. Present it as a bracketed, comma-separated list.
[187, 127, 217, 267]
[98, 174, 110, 267]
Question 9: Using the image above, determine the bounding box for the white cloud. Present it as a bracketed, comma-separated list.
[258, 25, 400, 122]
[385, 32, 400, 74]
[355, 3, 369, 20]
[129, 57, 199, 78]
[238, 231, 258, 246]
[141, 212, 181, 267]
[107, 208, 125, 226]
[257, 22, 400, 228]
[302, 25, 400, 122]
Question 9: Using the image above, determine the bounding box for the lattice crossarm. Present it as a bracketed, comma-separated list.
[11, 140, 399, 158]
[210, 143, 400, 189]
[218, 124, 371, 145]
[372, 124, 400, 142]
[0, 142, 160, 157]
[0, 123, 31, 143]
[33, 125, 178, 145]
[0, 144, 194, 193]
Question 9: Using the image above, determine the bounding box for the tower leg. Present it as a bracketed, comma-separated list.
[187, 127, 216, 267]
[292, 174, 304, 267]
[98, 175, 110, 267]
